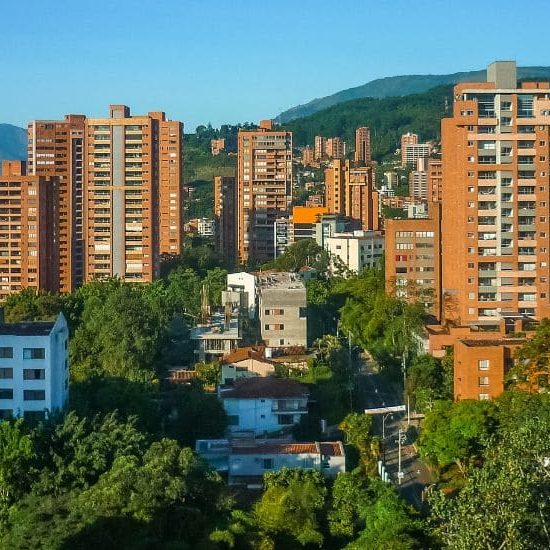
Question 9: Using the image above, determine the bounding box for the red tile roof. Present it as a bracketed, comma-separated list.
[220, 376, 309, 399]
[319, 442, 344, 457]
[230, 441, 344, 456]
[222, 346, 270, 364]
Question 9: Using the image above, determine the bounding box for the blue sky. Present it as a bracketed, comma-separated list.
[3, 0, 550, 131]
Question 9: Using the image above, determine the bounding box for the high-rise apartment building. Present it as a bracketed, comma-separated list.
[400, 132, 418, 164]
[0, 161, 58, 300]
[326, 137, 346, 159]
[325, 160, 380, 231]
[214, 175, 237, 265]
[428, 158, 443, 202]
[28, 115, 86, 293]
[354, 127, 371, 165]
[409, 157, 429, 199]
[385, 202, 442, 317]
[441, 61, 550, 325]
[237, 122, 292, 265]
[314, 136, 326, 160]
[301, 145, 315, 167]
[84, 105, 183, 283]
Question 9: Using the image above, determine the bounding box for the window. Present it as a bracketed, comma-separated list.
[23, 390, 45, 401]
[278, 414, 294, 425]
[0, 347, 13, 358]
[479, 376, 489, 386]
[479, 359, 490, 370]
[228, 415, 239, 426]
[23, 369, 45, 380]
[0, 409, 12, 419]
[23, 348, 45, 360]
[0, 389, 13, 399]
[479, 394, 490, 401]
[263, 458, 274, 470]
[0, 368, 13, 379]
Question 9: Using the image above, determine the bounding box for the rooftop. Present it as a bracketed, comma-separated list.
[460, 338, 526, 347]
[222, 346, 273, 365]
[220, 376, 309, 399]
[230, 441, 344, 457]
[0, 321, 56, 336]
[256, 271, 305, 291]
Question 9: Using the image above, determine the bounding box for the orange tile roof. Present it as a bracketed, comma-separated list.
[292, 206, 328, 224]
[231, 441, 344, 456]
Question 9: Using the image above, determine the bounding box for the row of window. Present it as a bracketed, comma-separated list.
[0, 347, 45, 359]
[0, 389, 45, 400]
[0, 368, 45, 380]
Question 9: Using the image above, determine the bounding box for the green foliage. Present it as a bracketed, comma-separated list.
[284, 86, 451, 160]
[382, 205, 406, 220]
[405, 354, 450, 412]
[339, 413, 378, 475]
[254, 468, 327, 548]
[419, 399, 497, 475]
[430, 393, 550, 549]
[195, 361, 221, 388]
[329, 472, 427, 549]
[4, 288, 66, 323]
[263, 239, 329, 272]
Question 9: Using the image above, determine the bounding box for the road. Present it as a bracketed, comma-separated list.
[357, 354, 434, 510]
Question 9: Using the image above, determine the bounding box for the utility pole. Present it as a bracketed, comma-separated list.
[402, 353, 410, 426]
[398, 428, 403, 485]
[347, 330, 353, 411]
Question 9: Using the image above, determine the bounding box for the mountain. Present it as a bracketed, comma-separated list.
[283, 85, 451, 160]
[277, 66, 550, 123]
[0, 124, 27, 162]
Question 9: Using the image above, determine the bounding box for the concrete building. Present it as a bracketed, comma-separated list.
[292, 206, 329, 241]
[313, 214, 353, 248]
[258, 272, 307, 348]
[409, 157, 429, 199]
[325, 159, 380, 231]
[384, 171, 399, 189]
[219, 377, 309, 435]
[274, 217, 293, 258]
[301, 145, 316, 167]
[211, 138, 225, 156]
[220, 347, 276, 385]
[314, 136, 326, 161]
[401, 132, 418, 165]
[326, 137, 346, 159]
[84, 105, 184, 283]
[197, 218, 216, 237]
[196, 439, 345, 485]
[354, 126, 371, 165]
[0, 313, 69, 421]
[28, 115, 86, 292]
[0, 161, 59, 300]
[237, 121, 292, 264]
[385, 203, 442, 318]
[227, 271, 257, 319]
[325, 230, 384, 273]
[190, 311, 242, 363]
[441, 61, 550, 326]
[428, 158, 443, 202]
[214, 175, 237, 265]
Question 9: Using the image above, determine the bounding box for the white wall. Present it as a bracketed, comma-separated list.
[227, 272, 257, 319]
[0, 313, 68, 420]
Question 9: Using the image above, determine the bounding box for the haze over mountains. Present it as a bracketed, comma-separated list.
[276, 66, 550, 122]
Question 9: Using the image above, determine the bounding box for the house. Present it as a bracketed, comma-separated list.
[0, 313, 69, 421]
[190, 311, 241, 362]
[227, 272, 257, 319]
[219, 377, 309, 435]
[221, 347, 276, 385]
[196, 438, 346, 486]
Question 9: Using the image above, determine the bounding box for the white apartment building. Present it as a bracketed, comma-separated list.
[0, 313, 69, 421]
[325, 230, 384, 273]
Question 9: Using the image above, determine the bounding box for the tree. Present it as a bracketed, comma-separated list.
[329, 473, 427, 549]
[253, 469, 327, 548]
[510, 318, 550, 393]
[430, 404, 550, 549]
[419, 399, 497, 476]
[3, 288, 66, 323]
[263, 239, 329, 272]
[339, 413, 379, 475]
[195, 361, 221, 389]
[405, 354, 447, 412]
[0, 420, 36, 523]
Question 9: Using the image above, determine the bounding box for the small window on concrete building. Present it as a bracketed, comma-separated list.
[24, 390, 45, 401]
[479, 360, 490, 370]
[0, 389, 13, 400]
[23, 410, 46, 422]
[24, 369, 45, 380]
[278, 414, 294, 425]
[263, 458, 274, 470]
[479, 376, 489, 386]
[0, 409, 12, 419]
[23, 348, 45, 360]
[0, 347, 13, 359]
[0, 368, 13, 379]
[228, 415, 239, 426]
[479, 393, 490, 401]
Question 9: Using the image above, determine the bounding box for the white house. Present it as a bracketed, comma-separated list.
[219, 377, 309, 436]
[196, 438, 346, 486]
[325, 230, 384, 273]
[0, 313, 69, 421]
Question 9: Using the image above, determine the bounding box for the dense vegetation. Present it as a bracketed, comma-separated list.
[283, 85, 451, 160]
